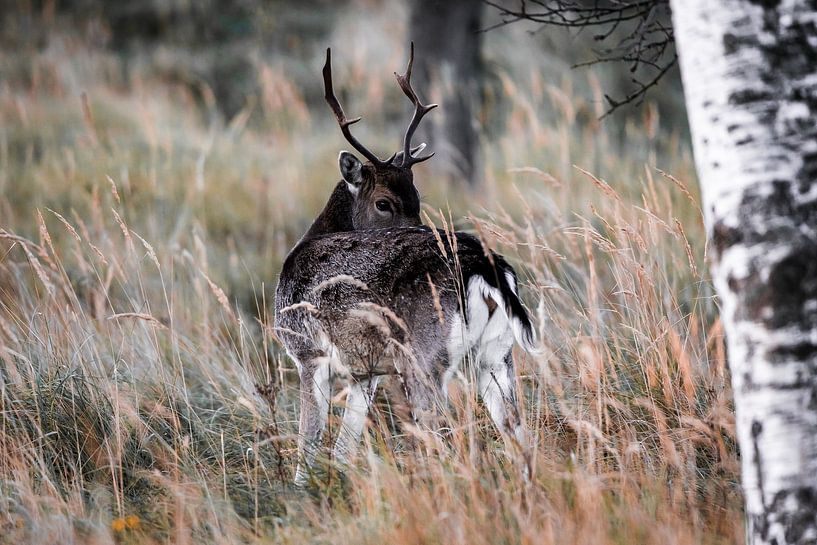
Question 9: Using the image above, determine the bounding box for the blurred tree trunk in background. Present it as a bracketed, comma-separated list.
[408, 0, 483, 186]
[672, 1, 817, 543]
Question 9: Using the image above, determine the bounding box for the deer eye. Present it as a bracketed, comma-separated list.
[375, 199, 393, 213]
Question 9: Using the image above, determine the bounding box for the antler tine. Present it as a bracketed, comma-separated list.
[394, 42, 438, 168]
[323, 48, 387, 166]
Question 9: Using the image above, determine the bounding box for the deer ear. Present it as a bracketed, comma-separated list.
[339, 151, 363, 193]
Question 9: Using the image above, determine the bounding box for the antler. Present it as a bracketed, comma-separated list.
[394, 42, 438, 168]
[323, 48, 392, 167]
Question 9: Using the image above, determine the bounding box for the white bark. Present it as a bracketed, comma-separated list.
[671, 1, 817, 543]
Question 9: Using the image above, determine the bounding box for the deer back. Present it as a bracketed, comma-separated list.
[275, 227, 534, 378]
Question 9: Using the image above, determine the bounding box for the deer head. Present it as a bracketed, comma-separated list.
[324, 43, 437, 230]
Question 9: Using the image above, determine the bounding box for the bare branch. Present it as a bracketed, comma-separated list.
[483, 0, 675, 117]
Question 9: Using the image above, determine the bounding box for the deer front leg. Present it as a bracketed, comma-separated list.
[332, 376, 381, 468]
[294, 356, 331, 487]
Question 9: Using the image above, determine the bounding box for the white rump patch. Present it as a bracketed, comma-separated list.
[466, 275, 535, 352]
[443, 274, 531, 386]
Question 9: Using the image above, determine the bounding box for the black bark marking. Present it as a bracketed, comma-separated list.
[765, 252, 817, 329]
[727, 274, 740, 292]
[747, 0, 781, 9]
[724, 0, 817, 203]
[753, 486, 817, 543]
[722, 32, 741, 55]
[712, 222, 743, 257]
[751, 420, 767, 512]
[769, 342, 817, 362]
[743, 371, 754, 391]
[714, 180, 817, 332]
[729, 88, 773, 106]
[798, 152, 817, 193]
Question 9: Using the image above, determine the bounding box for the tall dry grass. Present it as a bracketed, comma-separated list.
[0, 3, 740, 544]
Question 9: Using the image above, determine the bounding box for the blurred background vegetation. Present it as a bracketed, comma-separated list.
[1, 0, 692, 301]
[0, 2, 741, 545]
[3, 0, 686, 119]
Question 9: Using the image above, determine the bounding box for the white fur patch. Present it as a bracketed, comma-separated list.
[333, 377, 381, 466]
[344, 181, 360, 195]
[315, 329, 351, 378]
[504, 270, 517, 293]
[442, 276, 520, 390]
[466, 276, 493, 343]
[504, 271, 537, 351]
[444, 313, 467, 391]
[466, 275, 535, 352]
[312, 357, 332, 413]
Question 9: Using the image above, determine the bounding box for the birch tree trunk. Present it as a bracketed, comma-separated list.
[670, 1, 817, 543]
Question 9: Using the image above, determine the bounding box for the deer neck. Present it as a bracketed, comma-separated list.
[304, 181, 355, 239]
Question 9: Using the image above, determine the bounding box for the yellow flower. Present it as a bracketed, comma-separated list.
[111, 518, 127, 532]
[111, 515, 140, 532]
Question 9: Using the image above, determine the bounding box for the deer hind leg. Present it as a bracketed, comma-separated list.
[332, 376, 381, 468]
[477, 306, 527, 448]
[478, 350, 524, 443]
[380, 351, 440, 439]
[398, 359, 444, 432]
[294, 356, 331, 487]
[478, 348, 531, 481]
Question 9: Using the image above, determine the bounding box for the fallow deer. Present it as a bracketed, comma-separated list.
[275, 45, 535, 486]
